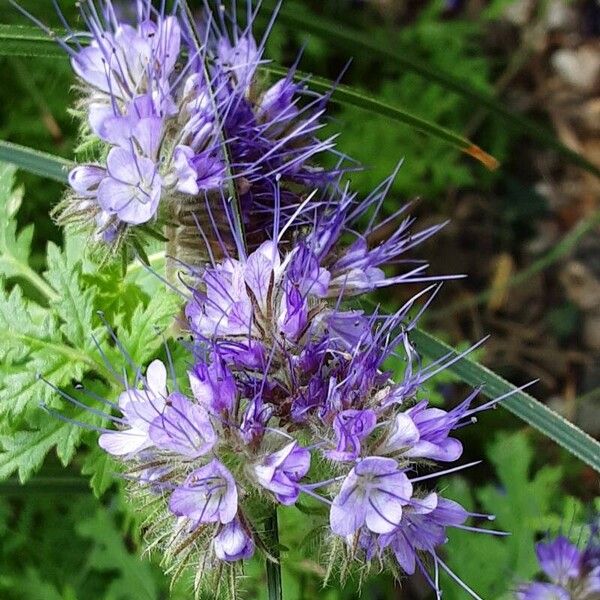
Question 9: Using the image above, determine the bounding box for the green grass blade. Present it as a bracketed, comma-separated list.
[0, 24, 67, 57]
[262, 4, 600, 179]
[0, 140, 71, 183]
[412, 328, 600, 472]
[263, 66, 499, 170]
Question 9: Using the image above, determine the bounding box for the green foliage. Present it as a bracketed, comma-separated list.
[0, 163, 177, 485]
[315, 4, 507, 200]
[441, 431, 591, 599]
[0, 488, 189, 600]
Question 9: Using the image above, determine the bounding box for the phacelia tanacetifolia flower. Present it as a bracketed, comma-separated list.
[38, 0, 337, 259]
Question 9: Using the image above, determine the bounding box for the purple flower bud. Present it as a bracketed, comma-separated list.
[69, 165, 105, 196]
[172, 145, 200, 195]
[240, 396, 272, 445]
[287, 243, 330, 298]
[380, 401, 464, 462]
[213, 517, 255, 562]
[325, 409, 377, 462]
[277, 282, 308, 340]
[188, 358, 237, 416]
[217, 35, 259, 91]
[254, 442, 310, 505]
[169, 459, 238, 525]
[257, 78, 299, 127]
[330, 457, 412, 536]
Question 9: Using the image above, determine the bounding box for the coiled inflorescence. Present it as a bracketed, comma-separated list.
[53, 0, 336, 258]
[24, 0, 518, 598]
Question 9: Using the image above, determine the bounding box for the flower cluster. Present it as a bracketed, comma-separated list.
[516, 531, 600, 600]
[54, 0, 335, 252]
[30, 1, 513, 598]
[86, 177, 507, 597]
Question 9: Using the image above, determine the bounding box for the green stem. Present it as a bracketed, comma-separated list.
[4, 254, 59, 301]
[265, 509, 283, 600]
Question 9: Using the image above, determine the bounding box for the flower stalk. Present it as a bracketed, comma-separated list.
[265, 510, 283, 600]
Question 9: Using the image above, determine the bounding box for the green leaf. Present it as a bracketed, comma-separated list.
[0, 412, 84, 482]
[44, 242, 97, 347]
[442, 431, 565, 599]
[478, 432, 563, 576]
[0, 162, 58, 299]
[0, 140, 71, 183]
[411, 327, 600, 472]
[0, 24, 66, 58]
[263, 2, 600, 179]
[0, 286, 87, 419]
[82, 446, 117, 498]
[117, 292, 179, 366]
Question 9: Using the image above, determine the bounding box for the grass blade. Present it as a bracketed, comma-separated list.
[0, 24, 67, 57]
[259, 3, 600, 179]
[412, 327, 600, 472]
[263, 66, 499, 170]
[0, 140, 71, 183]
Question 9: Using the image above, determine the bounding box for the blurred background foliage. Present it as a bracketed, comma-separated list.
[0, 0, 598, 598]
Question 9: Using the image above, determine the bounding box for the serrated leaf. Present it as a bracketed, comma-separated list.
[117, 292, 179, 366]
[0, 414, 81, 482]
[82, 447, 118, 498]
[44, 242, 96, 347]
[478, 432, 563, 575]
[0, 162, 58, 300]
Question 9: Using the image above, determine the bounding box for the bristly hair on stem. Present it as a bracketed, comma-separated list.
[265, 510, 283, 600]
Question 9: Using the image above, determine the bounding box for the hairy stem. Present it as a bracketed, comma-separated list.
[265, 509, 283, 600]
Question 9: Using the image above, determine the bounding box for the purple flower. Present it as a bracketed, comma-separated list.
[188, 358, 237, 416]
[517, 530, 600, 599]
[188, 259, 252, 337]
[325, 409, 377, 462]
[330, 457, 412, 536]
[169, 459, 238, 525]
[536, 537, 582, 585]
[217, 35, 259, 91]
[516, 583, 571, 600]
[97, 147, 162, 225]
[71, 16, 180, 102]
[149, 393, 216, 458]
[379, 401, 464, 462]
[99, 360, 167, 456]
[213, 517, 255, 562]
[243, 241, 281, 311]
[380, 495, 467, 575]
[254, 442, 310, 505]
